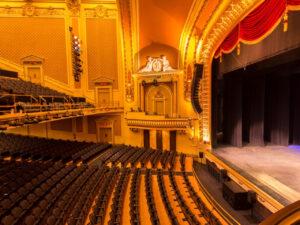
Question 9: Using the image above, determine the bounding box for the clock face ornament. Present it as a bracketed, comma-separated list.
[152, 59, 163, 72]
[139, 55, 175, 73]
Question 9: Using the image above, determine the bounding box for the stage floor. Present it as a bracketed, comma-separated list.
[213, 145, 300, 205]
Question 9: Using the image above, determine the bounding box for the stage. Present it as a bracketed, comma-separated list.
[212, 145, 300, 206]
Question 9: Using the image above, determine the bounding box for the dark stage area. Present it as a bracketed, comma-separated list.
[212, 47, 300, 147]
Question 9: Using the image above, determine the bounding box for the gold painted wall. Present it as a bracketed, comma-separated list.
[86, 18, 118, 89]
[0, 17, 68, 83]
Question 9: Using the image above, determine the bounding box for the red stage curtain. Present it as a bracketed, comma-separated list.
[215, 0, 300, 57]
[220, 25, 239, 52]
[288, 0, 300, 6]
[240, 0, 285, 41]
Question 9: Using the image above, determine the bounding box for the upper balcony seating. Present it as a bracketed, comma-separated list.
[0, 77, 93, 115]
[0, 77, 65, 97]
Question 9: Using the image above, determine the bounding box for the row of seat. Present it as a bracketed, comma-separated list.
[24, 165, 89, 225]
[0, 77, 93, 115]
[108, 168, 131, 225]
[0, 133, 108, 163]
[88, 168, 119, 225]
[129, 169, 141, 225]
[0, 134, 224, 225]
[0, 133, 179, 170]
[181, 170, 221, 225]
[145, 169, 160, 225]
[168, 170, 201, 225]
[1, 161, 222, 225]
[73, 143, 112, 163]
[95, 144, 176, 169]
[156, 170, 179, 225]
[1, 162, 72, 224]
[66, 167, 107, 225]
[0, 77, 66, 97]
[89, 168, 119, 225]
[0, 160, 54, 203]
[180, 155, 221, 225]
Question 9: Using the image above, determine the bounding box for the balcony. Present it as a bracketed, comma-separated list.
[125, 112, 192, 130]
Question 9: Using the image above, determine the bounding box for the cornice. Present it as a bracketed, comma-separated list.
[0, 2, 65, 17]
[84, 4, 117, 18]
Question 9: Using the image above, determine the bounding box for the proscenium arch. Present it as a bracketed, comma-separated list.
[183, 0, 264, 147]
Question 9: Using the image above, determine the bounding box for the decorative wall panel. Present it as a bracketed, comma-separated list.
[86, 18, 118, 89]
[0, 17, 68, 83]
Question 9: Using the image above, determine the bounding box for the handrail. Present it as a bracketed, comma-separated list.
[260, 200, 300, 225]
[30, 95, 38, 103]
[39, 96, 47, 104]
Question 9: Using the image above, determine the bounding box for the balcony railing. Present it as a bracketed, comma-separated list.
[125, 112, 192, 129]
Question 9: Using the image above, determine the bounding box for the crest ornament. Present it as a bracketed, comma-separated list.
[66, 0, 80, 15]
[23, 3, 36, 17]
[95, 5, 108, 18]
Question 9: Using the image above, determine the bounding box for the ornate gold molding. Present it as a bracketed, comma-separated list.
[116, 0, 135, 103]
[0, 3, 65, 17]
[66, 0, 80, 16]
[179, 0, 207, 69]
[134, 70, 181, 82]
[84, 4, 117, 18]
[126, 118, 192, 130]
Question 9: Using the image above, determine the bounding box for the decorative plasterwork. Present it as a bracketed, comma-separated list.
[139, 56, 175, 73]
[117, 0, 136, 103]
[126, 118, 192, 130]
[84, 4, 117, 18]
[134, 70, 181, 81]
[0, 3, 65, 17]
[21, 55, 44, 65]
[179, 0, 222, 102]
[66, 0, 80, 16]
[179, 0, 208, 68]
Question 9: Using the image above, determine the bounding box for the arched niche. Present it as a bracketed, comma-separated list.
[145, 84, 173, 116]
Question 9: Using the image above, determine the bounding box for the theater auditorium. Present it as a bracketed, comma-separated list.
[0, 0, 299, 224]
